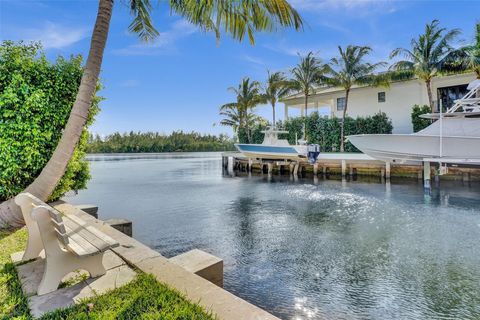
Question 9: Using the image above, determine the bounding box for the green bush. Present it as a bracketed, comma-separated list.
[262, 111, 393, 152]
[0, 41, 100, 201]
[411, 104, 431, 132]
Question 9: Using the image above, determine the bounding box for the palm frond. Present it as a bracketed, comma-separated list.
[169, 0, 303, 45]
[129, 0, 160, 41]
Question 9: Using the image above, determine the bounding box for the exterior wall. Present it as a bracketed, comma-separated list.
[283, 73, 476, 134]
[332, 80, 425, 133]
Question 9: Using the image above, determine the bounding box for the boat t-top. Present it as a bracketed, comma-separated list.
[235, 127, 320, 163]
[347, 79, 480, 164]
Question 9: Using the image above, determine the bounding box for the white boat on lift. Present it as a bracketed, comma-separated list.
[347, 79, 480, 164]
[235, 127, 309, 160]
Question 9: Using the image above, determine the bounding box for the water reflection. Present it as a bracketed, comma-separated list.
[66, 153, 480, 320]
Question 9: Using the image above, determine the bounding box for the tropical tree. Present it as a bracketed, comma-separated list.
[263, 71, 291, 128]
[389, 19, 461, 112]
[323, 45, 387, 152]
[290, 52, 325, 138]
[0, 0, 303, 227]
[220, 78, 264, 143]
[444, 23, 480, 79]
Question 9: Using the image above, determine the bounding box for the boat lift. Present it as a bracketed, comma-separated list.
[421, 80, 480, 188]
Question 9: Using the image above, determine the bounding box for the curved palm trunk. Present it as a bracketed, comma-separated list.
[0, 0, 113, 228]
[425, 79, 435, 112]
[340, 88, 349, 153]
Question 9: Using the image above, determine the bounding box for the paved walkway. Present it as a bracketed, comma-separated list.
[12, 249, 136, 318]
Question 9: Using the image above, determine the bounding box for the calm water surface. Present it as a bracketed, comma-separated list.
[65, 152, 480, 320]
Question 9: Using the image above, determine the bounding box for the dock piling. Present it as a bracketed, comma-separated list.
[293, 163, 299, 176]
[423, 161, 431, 189]
[267, 163, 273, 174]
[341, 160, 347, 177]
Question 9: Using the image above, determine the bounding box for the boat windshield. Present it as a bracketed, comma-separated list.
[261, 128, 290, 146]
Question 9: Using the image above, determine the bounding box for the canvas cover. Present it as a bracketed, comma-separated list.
[417, 117, 480, 137]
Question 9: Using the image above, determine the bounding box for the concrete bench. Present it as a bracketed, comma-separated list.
[15, 193, 119, 295]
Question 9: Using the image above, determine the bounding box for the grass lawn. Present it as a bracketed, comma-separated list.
[0, 228, 215, 320]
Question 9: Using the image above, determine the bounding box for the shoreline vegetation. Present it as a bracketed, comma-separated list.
[87, 131, 235, 153]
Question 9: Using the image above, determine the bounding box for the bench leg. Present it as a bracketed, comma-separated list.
[37, 252, 106, 296]
[82, 254, 106, 278]
[22, 233, 43, 262]
[14, 194, 44, 261]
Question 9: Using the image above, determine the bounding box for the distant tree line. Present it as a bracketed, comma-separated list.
[240, 111, 393, 152]
[87, 131, 235, 153]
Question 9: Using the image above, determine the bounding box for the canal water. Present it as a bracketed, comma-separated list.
[65, 152, 480, 320]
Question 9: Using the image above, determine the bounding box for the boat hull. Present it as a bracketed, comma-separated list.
[235, 144, 307, 160]
[347, 134, 480, 163]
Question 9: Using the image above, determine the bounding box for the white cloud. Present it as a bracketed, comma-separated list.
[241, 55, 266, 66]
[19, 21, 88, 49]
[119, 79, 140, 88]
[113, 20, 198, 56]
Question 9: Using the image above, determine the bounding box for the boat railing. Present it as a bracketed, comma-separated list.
[448, 81, 480, 114]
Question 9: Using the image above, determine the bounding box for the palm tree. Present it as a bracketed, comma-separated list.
[0, 0, 303, 227]
[323, 45, 387, 152]
[263, 71, 291, 128]
[444, 23, 480, 79]
[220, 78, 264, 143]
[219, 103, 242, 140]
[389, 20, 461, 112]
[290, 52, 325, 138]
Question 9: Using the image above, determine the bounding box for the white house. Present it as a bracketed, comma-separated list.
[282, 72, 477, 133]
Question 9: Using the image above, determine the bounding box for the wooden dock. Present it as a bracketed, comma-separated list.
[221, 152, 480, 188]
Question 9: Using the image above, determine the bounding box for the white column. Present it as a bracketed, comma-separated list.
[284, 104, 289, 120]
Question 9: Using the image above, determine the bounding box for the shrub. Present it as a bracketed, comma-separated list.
[0, 41, 100, 201]
[272, 111, 393, 152]
[411, 104, 431, 132]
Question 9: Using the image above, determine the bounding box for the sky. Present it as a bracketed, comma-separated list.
[1, 0, 479, 137]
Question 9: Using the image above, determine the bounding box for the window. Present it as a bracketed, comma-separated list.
[336, 97, 346, 111]
[437, 84, 468, 111]
[378, 92, 386, 103]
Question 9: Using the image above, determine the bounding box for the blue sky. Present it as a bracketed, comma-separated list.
[1, 0, 479, 137]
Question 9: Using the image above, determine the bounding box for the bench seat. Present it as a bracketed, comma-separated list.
[15, 192, 119, 295]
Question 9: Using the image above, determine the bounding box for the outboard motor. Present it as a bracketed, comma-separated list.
[307, 144, 320, 164]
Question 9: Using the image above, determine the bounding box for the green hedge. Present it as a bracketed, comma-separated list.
[0, 41, 100, 201]
[242, 112, 393, 152]
[411, 104, 431, 132]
